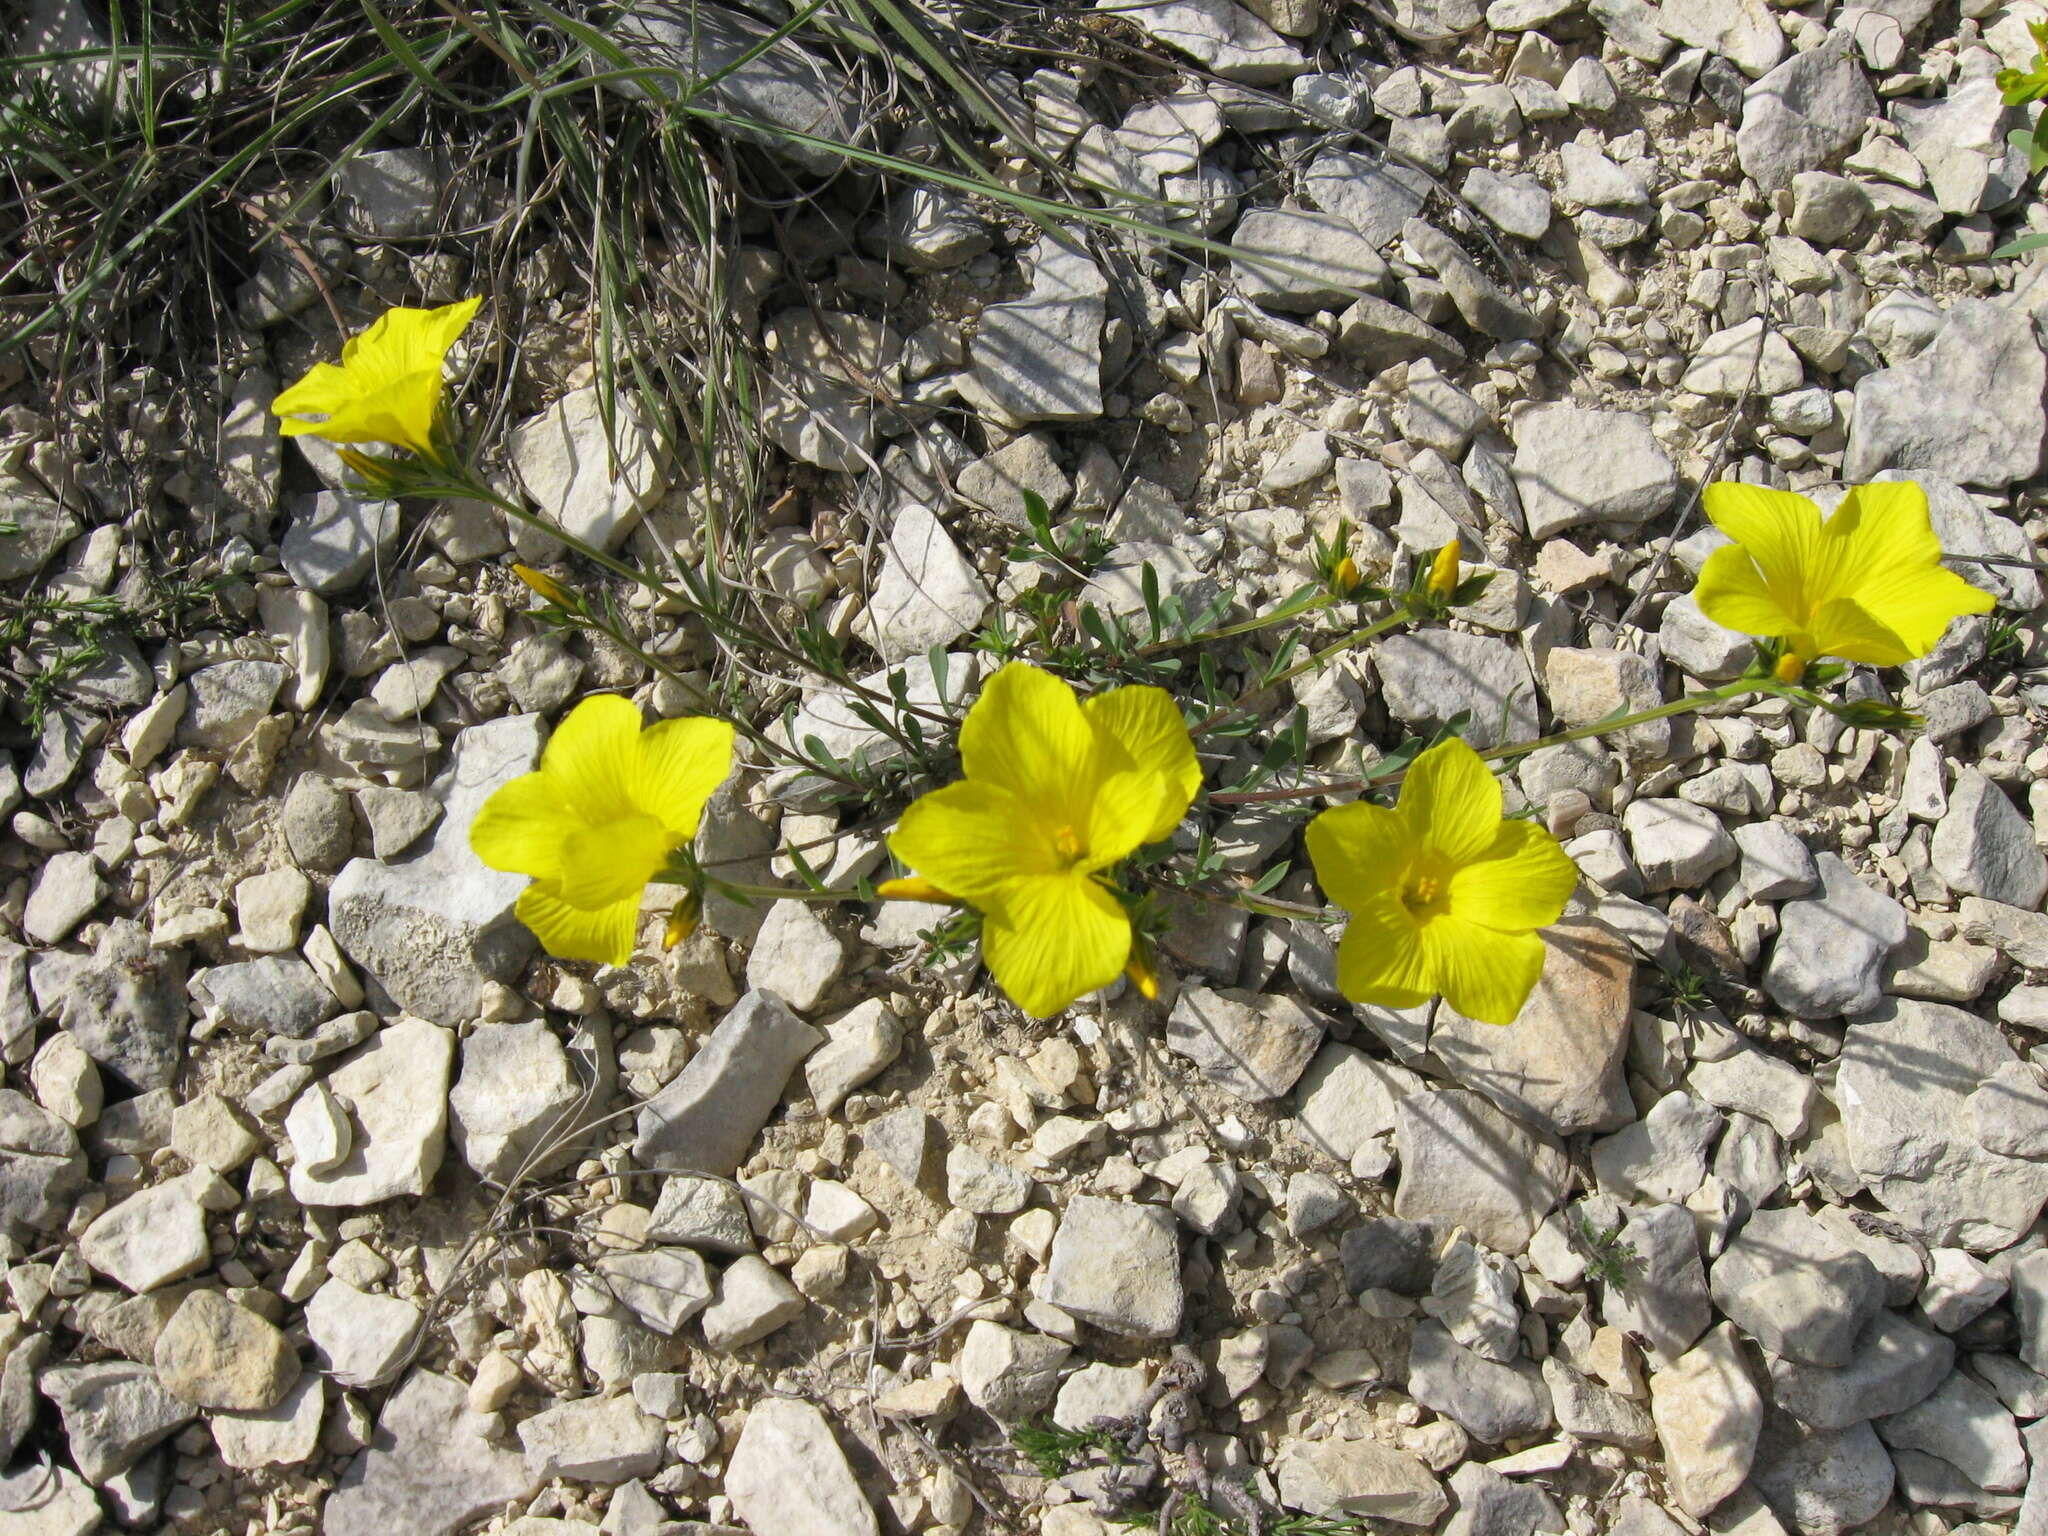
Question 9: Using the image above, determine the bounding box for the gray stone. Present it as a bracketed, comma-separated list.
[1681, 317, 1806, 398]
[281, 492, 400, 595]
[1875, 1367, 2027, 1492]
[1733, 820, 1817, 900]
[1395, 1090, 1568, 1255]
[507, 384, 668, 551]
[1543, 1356, 1656, 1447]
[946, 1143, 1032, 1215]
[33, 919, 186, 1092]
[289, 1017, 453, 1206]
[723, 1398, 878, 1536]
[0, 1463, 100, 1535]
[1305, 152, 1431, 249]
[1336, 296, 1464, 372]
[633, 991, 820, 1172]
[864, 503, 990, 663]
[970, 240, 1106, 423]
[1623, 799, 1737, 892]
[1231, 209, 1388, 312]
[699, 1255, 805, 1349]
[519, 1394, 664, 1483]
[1462, 167, 1553, 240]
[1272, 1435, 1448, 1524]
[178, 660, 286, 751]
[1374, 630, 1539, 749]
[958, 1320, 1070, 1421]
[1592, 1091, 1721, 1204]
[283, 775, 357, 870]
[1604, 1203, 1714, 1364]
[79, 1180, 209, 1292]
[1650, 1324, 1763, 1518]
[1293, 1042, 1422, 1165]
[743, 900, 849, 1011]
[1837, 998, 2048, 1249]
[804, 999, 903, 1116]
[0, 1089, 85, 1233]
[1406, 1320, 1552, 1444]
[305, 1279, 422, 1388]
[1442, 1461, 1562, 1536]
[1512, 406, 1677, 539]
[1689, 1040, 1815, 1139]
[1423, 1237, 1521, 1362]
[324, 1370, 539, 1536]
[607, 3, 869, 175]
[1932, 768, 2047, 907]
[646, 1174, 755, 1253]
[882, 187, 991, 271]
[1709, 1206, 1884, 1366]
[329, 714, 544, 1025]
[1736, 40, 1877, 192]
[200, 955, 338, 1038]
[1846, 300, 2048, 489]
[1762, 853, 1909, 1017]
[1747, 1411, 1894, 1536]
[213, 1370, 325, 1470]
[1431, 919, 1633, 1135]
[1403, 219, 1540, 339]
[1766, 1309, 1954, 1427]
[449, 1020, 588, 1185]
[22, 852, 100, 946]
[37, 1360, 192, 1484]
[1092, 0, 1306, 83]
[356, 785, 442, 860]
[1659, 0, 1783, 75]
[1041, 1195, 1183, 1337]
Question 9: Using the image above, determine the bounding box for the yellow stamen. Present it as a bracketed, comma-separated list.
[1400, 867, 1450, 922]
[1052, 825, 1085, 863]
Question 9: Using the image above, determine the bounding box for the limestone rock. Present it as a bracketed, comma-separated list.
[633, 991, 821, 1172]
[290, 1018, 453, 1206]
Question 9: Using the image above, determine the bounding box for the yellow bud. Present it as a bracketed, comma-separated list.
[1333, 555, 1361, 593]
[877, 876, 957, 904]
[1124, 942, 1159, 1002]
[1427, 540, 1461, 602]
[662, 891, 702, 950]
[513, 564, 577, 609]
[1773, 650, 1808, 684]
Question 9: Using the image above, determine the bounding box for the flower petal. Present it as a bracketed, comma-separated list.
[1332, 897, 1434, 1009]
[1694, 543, 1804, 641]
[1418, 915, 1546, 1025]
[1305, 801, 1413, 913]
[1083, 768, 1177, 871]
[1446, 820, 1580, 931]
[469, 772, 573, 880]
[271, 362, 357, 422]
[541, 694, 645, 825]
[1816, 483, 1995, 658]
[980, 872, 1130, 1018]
[891, 781, 1053, 901]
[516, 880, 640, 966]
[1398, 739, 1503, 865]
[958, 663, 1099, 824]
[1702, 481, 1822, 617]
[634, 716, 736, 839]
[1805, 595, 1915, 667]
[1083, 685, 1200, 844]
[555, 811, 672, 910]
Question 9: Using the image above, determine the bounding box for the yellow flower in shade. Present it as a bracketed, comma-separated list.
[888, 662, 1201, 1019]
[1306, 738, 1578, 1025]
[1694, 480, 1994, 677]
[271, 297, 482, 458]
[470, 695, 735, 967]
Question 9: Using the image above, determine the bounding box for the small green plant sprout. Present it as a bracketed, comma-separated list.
[1999, 19, 2048, 257]
[1661, 963, 1710, 1011]
[1578, 1217, 1645, 1293]
[1011, 1418, 1126, 1478]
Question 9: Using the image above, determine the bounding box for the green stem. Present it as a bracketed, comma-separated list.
[1192, 604, 1416, 738]
[1133, 587, 1335, 659]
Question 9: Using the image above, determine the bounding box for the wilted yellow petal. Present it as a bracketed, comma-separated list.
[980, 872, 1130, 1018]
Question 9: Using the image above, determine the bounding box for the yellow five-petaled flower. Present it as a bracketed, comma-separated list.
[271, 297, 482, 460]
[471, 695, 735, 967]
[1694, 480, 1995, 680]
[1306, 738, 1578, 1025]
[886, 663, 1201, 1019]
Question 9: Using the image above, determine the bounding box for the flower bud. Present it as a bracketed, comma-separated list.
[1427, 540, 1461, 602]
[1332, 554, 1361, 594]
[662, 890, 702, 950]
[1773, 651, 1807, 684]
[513, 564, 577, 609]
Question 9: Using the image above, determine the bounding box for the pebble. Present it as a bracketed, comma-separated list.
[1040, 1194, 1184, 1338]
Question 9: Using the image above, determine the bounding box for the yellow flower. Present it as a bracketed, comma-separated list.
[1306, 738, 1578, 1025]
[1694, 480, 1994, 672]
[471, 695, 735, 966]
[271, 297, 482, 458]
[1426, 539, 1461, 601]
[888, 662, 1201, 1018]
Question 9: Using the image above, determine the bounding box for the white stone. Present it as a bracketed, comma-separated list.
[507, 386, 668, 552]
[290, 1017, 452, 1206]
[304, 1278, 422, 1388]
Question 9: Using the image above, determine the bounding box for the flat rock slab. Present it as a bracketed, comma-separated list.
[634, 990, 821, 1172]
[1040, 1194, 1185, 1338]
[289, 1018, 453, 1207]
[329, 714, 543, 1026]
[324, 1370, 539, 1536]
[723, 1398, 879, 1536]
[1405, 1321, 1552, 1444]
[1765, 1309, 1954, 1428]
[1708, 1205, 1884, 1367]
[1394, 1089, 1568, 1255]
[1847, 300, 2047, 489]
[1762, 853, 1908, 1018]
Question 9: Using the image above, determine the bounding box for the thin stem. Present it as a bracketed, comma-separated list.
[1132, 587, 1334, 660]
[1192, 604, 1416, 738]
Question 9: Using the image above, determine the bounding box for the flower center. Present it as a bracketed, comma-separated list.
[1052, 824, 1086, 867]
[1400, 866, 1451, 922]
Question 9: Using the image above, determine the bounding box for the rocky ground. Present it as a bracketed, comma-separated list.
[7, 0, 2048, 1532]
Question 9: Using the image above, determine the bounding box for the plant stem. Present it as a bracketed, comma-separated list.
[1192, 604, 1416, 738]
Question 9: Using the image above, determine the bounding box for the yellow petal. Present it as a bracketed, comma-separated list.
[1332, 897, 1435, 1009]
[541, 695, 645, 825]
[1398, 739, 1503, 865]
[1804, 596, 1915, 667]
[271, 298, 479, 455]
[555, 811, 672, 910]
[891, 781, 1053, 901]
[1083, 685, 1201, 844]
[633, 716, 736, 840]
[980, 873, 1130, 1018]
[1082, 768, 1177, 872]
[469, 771, 574, 880]
[516, 880, 640, 966]
[1818, 483, 1995, 657]
[1305, 801, 1415, 913]
[270, 361, 357, 421]
[1446, 820, 1580, 931]
[958, 663, 1099, 824]
[1694, 543, 1804, 642]
[1418, 916, 1546, 1025]
[1701, 482, 1821, 619]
